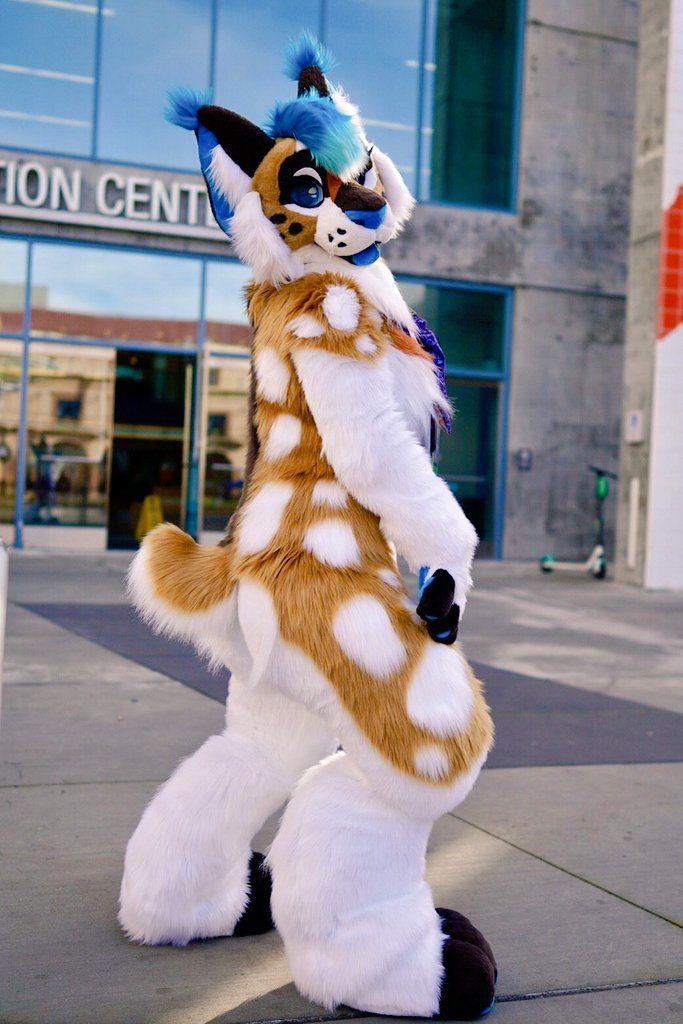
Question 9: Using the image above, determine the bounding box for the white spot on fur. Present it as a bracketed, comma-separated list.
[236, 481, 293, 555]
[311, 480, 348, 509]
[414, 743, 450, 780]
[367, 308, 382, 325]
[303, 519, 360, 568]
[378, 567, 401, 588]
[333, 595, 406, 678]
[322, 284, 360, 331]
[289, 313, 324, 338]
[255, 347, 291, 404]
[264, 413, 302, 461]
[406, 645, 474, 738]
[355, 333, 377, 355]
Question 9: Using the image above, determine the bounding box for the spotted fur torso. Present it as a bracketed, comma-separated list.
[222, 271, 493, 786]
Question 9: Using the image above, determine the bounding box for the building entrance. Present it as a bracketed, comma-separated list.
[108, 350, 194, 550]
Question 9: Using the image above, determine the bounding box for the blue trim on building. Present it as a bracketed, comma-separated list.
[91, 0, 105, 161]
[509, 0, 528, 213]
[13, 245, 33, 550]
[414, 0, 430, 204]
[493, 289, 515, 559]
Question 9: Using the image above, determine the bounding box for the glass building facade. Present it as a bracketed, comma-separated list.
[0, 0, 523, 556]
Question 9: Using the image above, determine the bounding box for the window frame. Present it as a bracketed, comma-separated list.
[0, 0, 526, 212]
[0, 236, 513, 556]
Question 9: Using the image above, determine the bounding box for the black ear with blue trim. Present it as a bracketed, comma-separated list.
[166, 89, 275, 235]
[197, 105, 275, 178]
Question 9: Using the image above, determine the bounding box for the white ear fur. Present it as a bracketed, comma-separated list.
[371, 146, 415, 235]
[207, 144, 252, 210]
[230, 191, 303, 287]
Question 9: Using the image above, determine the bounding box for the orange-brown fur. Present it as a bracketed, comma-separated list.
[145, 271, 492, 785]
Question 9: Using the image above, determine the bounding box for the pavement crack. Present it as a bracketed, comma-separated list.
[450, 813, 683, 930]
[0, 777, 164, 790]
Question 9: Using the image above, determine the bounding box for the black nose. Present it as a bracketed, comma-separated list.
[336, 181, 386, 215]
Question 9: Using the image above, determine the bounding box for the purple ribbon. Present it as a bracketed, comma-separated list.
[411, 310, 452, 436]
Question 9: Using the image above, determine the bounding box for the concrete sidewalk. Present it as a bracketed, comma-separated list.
[1, 553, 681, 1024]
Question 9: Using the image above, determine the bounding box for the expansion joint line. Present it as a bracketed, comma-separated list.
[451, 812, 683, 930]
[225, 977, 683, 1024]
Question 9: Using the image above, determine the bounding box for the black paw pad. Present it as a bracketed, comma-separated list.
[437, 937, 496, 1020]
[232, 852, 275, 937]
[437, 908, 497, 980]
[417, 570, 460, 645]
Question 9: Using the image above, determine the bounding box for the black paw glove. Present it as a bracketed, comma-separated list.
[416, 569, 460, 645]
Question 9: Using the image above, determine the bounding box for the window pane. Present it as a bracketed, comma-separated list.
[214, 1, 320, 130]
[204, 261, 252, 350]
[425, 0, 520, 207]
[30, 244, 202, 346]
[97, 0, 212, 168]
[24, 342, 115, 528]
[326, 0, 423, 195]
[0, 339, 21, 525]
[202, 352, 250, 534]
[398, 280, 505, 372]
[0, 239, 28, 334]
[439, 379, 498, 554]
[0, 0, 95, 155]
[110, 351, 194, 548]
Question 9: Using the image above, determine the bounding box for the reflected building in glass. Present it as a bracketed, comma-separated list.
[0, 1, 637, 559]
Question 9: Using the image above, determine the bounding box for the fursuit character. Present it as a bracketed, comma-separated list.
[119, 34, 496, 1021]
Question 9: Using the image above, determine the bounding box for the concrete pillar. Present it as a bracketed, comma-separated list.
[616, 0, 683, 587]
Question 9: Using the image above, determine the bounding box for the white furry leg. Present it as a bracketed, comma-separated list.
[268, 752, 445, 1017]
[119, 676, 335, 946]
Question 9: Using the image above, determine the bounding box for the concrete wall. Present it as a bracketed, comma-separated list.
[616, 0, 683, 588]
[615, 0, 669, 584]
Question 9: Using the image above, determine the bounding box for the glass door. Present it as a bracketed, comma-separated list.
[108, 350, 195, 549]
[438, 378, 500, 558]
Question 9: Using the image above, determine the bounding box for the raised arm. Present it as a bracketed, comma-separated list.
[288, 284, 478, 610]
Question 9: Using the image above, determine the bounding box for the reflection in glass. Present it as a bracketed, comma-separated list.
[439, 379, 499, 555]
[202, 353, 250, 534]
[24, 342, 115, 528]
[0, 0, 96, 155]
[0, 239, 28, 335]
[109, 351, 194, 548]
[398, 280, 505, 372]
[204, 261, 252, 350]
[30, 244, 202, 346]
[327, 0, 423, 195]
[214, 1, 318, 130]
[97, 0, 212, 168]
[0, 340, 22, 525]
[426, 0, 520, 207]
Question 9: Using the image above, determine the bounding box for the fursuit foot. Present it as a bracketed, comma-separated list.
[233, 852, 275, 937]
[436, 908, 497, 1020]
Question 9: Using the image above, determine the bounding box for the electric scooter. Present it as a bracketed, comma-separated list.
[540, 465, 618, 579]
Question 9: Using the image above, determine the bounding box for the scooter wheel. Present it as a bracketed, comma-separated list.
[540, 555, 555, 573]
[593, 559, 607, 580]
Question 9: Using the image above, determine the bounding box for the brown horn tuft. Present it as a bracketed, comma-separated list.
[298, 65, 330, 98]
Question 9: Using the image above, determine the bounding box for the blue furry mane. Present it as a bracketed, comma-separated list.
[165, 87, 213, 130]
[283, 31, 336, 80]
[265, 93, 366, 177]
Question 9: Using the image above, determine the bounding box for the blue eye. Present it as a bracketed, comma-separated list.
[289, 176, 324, 208]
